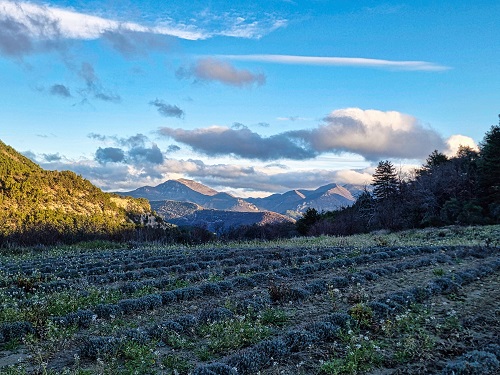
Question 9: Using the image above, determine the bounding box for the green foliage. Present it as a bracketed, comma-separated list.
[120, 340, 159, 375]
[320, 331, 383, 374]
[418, 150, 449, 175]
[198, 316, 271, 354]
[259, 308, 290, 327]
[349, 303, 374, 329]
[0, 140, 157, 246]
[162, 354, 193, 374]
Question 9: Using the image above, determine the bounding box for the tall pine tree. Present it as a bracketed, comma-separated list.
[372, 160, 399, 200]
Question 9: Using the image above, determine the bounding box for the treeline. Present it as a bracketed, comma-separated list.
[295, 120, 500, 237]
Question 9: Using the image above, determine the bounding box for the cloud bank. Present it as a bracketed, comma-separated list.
[159, 108, 448, 161]
[158, 125, 314, 160]
[176, 58, 266, 87]
[25, 108, 475, 195]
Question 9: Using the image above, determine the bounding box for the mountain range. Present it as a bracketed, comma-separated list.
[117, 179, 363, 228]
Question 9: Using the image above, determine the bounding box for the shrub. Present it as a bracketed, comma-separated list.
[192, 363, 237, 375]
[65, 309, 95, 328]
[349, 303, 374, 328]
[173, 287, 203, 301]
[80, 336, 122, 359]
[306, 279, 327, 294]
[442, 350, 499, 374]
[199, 307, 234, 324]
[160, 291, 177, 304]
[283, 329, 318, 352]
[94, 303, 122, 319]
[199, 282, 222, 296]
[226, 350, 263, 375]
[368, 302, 391, 318]
[304, 321, 340, 341]
[138, 294, 162, 310]
[0, 321, 35, 343]
[327, 312, 354, 329]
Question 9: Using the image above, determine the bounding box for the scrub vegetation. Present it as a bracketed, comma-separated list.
[0, 225, 498, 374]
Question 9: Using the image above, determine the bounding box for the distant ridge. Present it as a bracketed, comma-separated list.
[118, 178, 362, 228]
[117, 179, 259, 212]
[247, 183, 357, 214]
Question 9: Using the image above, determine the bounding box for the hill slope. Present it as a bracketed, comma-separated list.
[168, 209, 295, 232]
[0, 140, 155, 244]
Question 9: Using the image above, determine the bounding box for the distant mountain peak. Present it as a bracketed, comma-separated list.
[176, 178, 219, 196]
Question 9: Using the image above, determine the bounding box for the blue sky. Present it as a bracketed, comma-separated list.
[0, 0, 498, 196]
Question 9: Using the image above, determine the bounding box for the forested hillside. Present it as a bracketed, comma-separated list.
[0, 141, 154, 245]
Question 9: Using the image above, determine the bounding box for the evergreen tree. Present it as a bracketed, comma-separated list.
[478, 117, 500, 219]
[417, 150, 448, 176]
[372, 160, 399, 200]
[296, 207, 321, 235]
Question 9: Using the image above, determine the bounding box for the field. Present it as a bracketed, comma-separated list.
[0, 225, 499, 375]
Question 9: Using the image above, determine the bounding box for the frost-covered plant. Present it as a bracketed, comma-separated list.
[173, 287, 203, 301]
[160, 291, 177, 304]
[64, 309, 95, 328]
[283, 329, 318, 352]
[304, 321, 340, 341]
[306, 279, 327, 294]
[138, 294, 162, 310]
[94, 303, 122, 319]
[367, 301, 391, 318]
[191, 363, 237, 375]
[199, 282, 222, 296]
[80, 336, 122, 359]
[442, 350, 499, 374]
[199, 307, 234, 324]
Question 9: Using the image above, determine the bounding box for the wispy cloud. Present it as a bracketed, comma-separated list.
[0, 0, 287, 56]
[217, 54, 450, 71]
[277, 116, 311, 121]
[0, 0, 204, 42]
[176, 58, 266, 87]
[78, 62, 121, 103]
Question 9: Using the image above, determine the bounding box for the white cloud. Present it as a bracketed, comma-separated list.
[444, 134, 478, 157]
[217, 54, 450, 71]
[290, 108, 447, 160]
